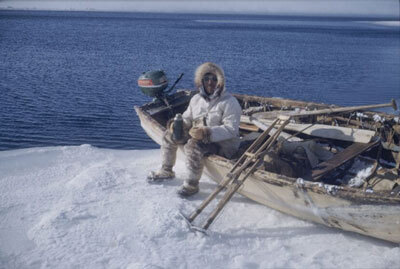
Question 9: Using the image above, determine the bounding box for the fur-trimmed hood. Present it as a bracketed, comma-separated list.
[194, 62, 225, 91]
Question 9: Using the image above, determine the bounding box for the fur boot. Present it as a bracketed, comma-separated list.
[177, 183, 199, 197]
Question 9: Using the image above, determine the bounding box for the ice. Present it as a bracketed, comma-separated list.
[364, 21, 400, 27]
[0, 145, 398, 268]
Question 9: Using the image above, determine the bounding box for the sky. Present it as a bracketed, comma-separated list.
[0, 0, 399, 17]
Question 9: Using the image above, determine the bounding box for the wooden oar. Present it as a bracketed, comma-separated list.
[254, 99, 398, 119]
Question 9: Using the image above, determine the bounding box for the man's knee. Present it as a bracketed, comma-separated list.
[184, 138, 203, 155]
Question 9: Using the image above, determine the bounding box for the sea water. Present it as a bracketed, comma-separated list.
[1, 11, 399, 150]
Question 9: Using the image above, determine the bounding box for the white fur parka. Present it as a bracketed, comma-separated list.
[182, 62, 242, 158]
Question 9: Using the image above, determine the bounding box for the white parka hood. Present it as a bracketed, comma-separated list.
[194, 62, 226, 100]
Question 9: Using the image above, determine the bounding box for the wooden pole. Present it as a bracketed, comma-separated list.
[254, 99, 398, 119]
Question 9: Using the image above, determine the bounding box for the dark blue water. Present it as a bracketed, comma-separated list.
[1, 11, 399, 150]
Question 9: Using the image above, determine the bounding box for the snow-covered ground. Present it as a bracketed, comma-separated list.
[0, 145, 399, 268]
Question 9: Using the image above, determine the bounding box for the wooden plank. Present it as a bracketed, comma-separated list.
[264, 119, 375, 143]
[239, 122, 260, 132]
[240, 115, 301, 141]
[311, 140, 379, 181]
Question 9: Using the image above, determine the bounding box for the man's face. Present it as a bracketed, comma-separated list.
[202, 73, 218, 95]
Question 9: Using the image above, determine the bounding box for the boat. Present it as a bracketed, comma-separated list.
[134, 89, 400, 243]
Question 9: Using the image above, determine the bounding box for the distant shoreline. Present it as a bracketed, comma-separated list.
[0, 8, 399, 21]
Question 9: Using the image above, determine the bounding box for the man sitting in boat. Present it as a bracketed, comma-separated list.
[148, 62, 242, 197]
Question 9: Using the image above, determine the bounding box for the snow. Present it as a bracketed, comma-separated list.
[345, 158, 375, 188]
[0, 145, 399, 268]
[373, 114, 386, 123]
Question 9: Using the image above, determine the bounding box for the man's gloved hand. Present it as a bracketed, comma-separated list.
[189, 127, 211, 143]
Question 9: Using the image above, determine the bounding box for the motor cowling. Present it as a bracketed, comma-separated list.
[138, 70, 168, 97]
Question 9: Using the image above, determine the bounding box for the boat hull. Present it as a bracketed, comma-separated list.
[135, 95, 400, 244]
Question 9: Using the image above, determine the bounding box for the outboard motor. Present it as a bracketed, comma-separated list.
[138, 70, 184, 102]
[138, 70, 169, 98]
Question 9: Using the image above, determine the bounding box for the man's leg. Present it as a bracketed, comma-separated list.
[147, 131, 178, 181]
[178, 139, 218, 196]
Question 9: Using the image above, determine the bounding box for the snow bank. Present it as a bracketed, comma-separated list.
[363, 21, 400, 27]
[197, 19, 400, 29]
[0, 145, 398, 268]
